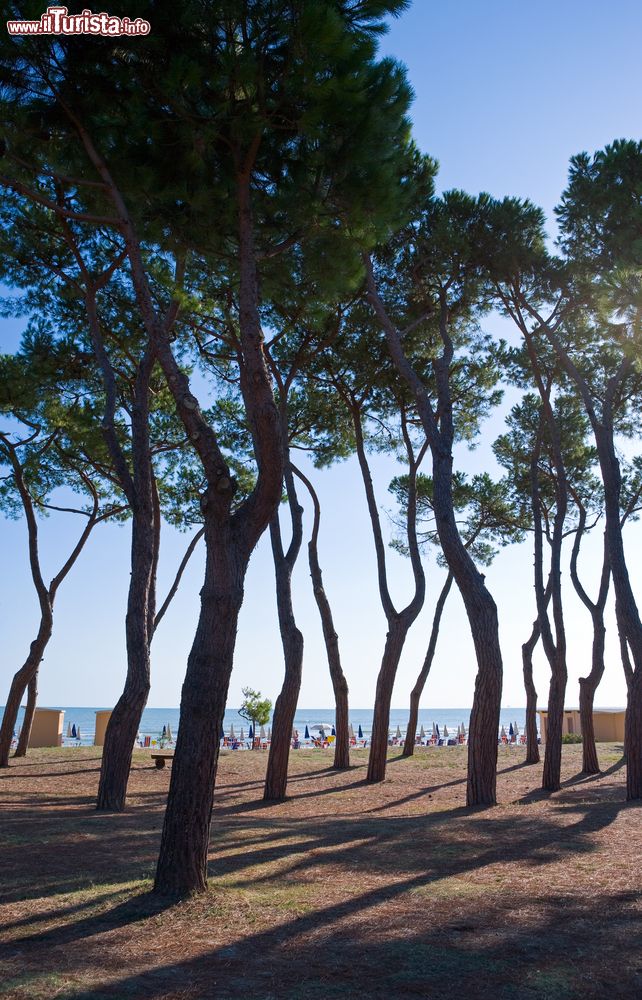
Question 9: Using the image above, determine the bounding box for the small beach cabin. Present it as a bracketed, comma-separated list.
[537, 708, 625, 743]
[27, 707, 64, 748]
[94, 709, 112, 746]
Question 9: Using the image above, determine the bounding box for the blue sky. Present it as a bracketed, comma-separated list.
[1, 0, 641, 711]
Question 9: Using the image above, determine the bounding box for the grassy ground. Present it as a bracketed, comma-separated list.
[0, 743, 640, 999]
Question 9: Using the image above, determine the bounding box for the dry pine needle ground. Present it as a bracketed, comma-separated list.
[0, 743, 640, 999]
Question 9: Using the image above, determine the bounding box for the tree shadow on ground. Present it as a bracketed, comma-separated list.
[2, 747, 639, 1000]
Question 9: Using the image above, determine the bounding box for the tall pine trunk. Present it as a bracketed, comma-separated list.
[264, 510, 304, 801]
[542, 653, 568, 791]
[403, 573, 453, 757]
[368, 620, 410, 782]
[625, 670, 642, 797]
[431, 449, 503, 805]
[579, 672, 600, 774]
[152, 171, 283, 895]
[155, 521, 245, 895]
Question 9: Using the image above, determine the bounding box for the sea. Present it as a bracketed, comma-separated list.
[9, 705, 529, 746]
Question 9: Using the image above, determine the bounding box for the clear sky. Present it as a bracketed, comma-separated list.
[1, 0, 641, 712]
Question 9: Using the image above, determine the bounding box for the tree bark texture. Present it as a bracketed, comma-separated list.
[403, 573, 453, 757]
[625, 669, 642, 798]
[264, 506, 305, 801]
[154, 522, 245, 895]
[367, 620, 414, 782]
[521, 618, 541, 765]
[431, 449, 503, 805]
[97, 351, 156, 812]
[15, 670, 38, 758]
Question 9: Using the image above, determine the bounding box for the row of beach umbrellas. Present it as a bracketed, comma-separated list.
[225, 724, 271, 740]
[218, 720, 522, 742]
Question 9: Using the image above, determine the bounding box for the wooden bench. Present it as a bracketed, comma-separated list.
[151, 751, 174, 769]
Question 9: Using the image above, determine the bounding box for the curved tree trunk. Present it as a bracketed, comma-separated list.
[367, 619, 411, 782]
[522, 620, 541, 765]
[569, 510, 610, 775]
[366, 264, 503, 806]
[291, 465, 350, 770]
[152, 171, 283, 895]
[520, 367, 567, 795]
[0, 614, 52, 767]
[403, 572, 453, 757]
[264, 510, 304, 802]
[348, 401, 425, 786]
[15, 670, 38, 758]
[577, 561, 608, 776]
[431, 449, 503, 805]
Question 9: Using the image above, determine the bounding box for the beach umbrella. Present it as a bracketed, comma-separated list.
[331, 725, 336, 736]
[230, 724, 235, 739]
[267, 727, 271, 739]
[167, 723, 172, 742]
[260, 725, 266, 740]
[162, 725, 167, 739]
[305, 724, 310, 739]
[509, 722, 514, 737]
[419, 725, 425, 740]
[71, 723, 77, 739]
[443, 725, 448, 738]
[358, 724, 363, 739]
[292, 726, 297, 740]
[500, 725, 507, 739]
[435, 724, 440, 738]
[240, 726, 245, 740]
[249, 724, 253, 739]
[349, 723, 354, 739]
[395, 725, 401, 739]
[76, 726, 81, 741]
[67, 722, 72, 738]
[514, 722, 520, 736]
